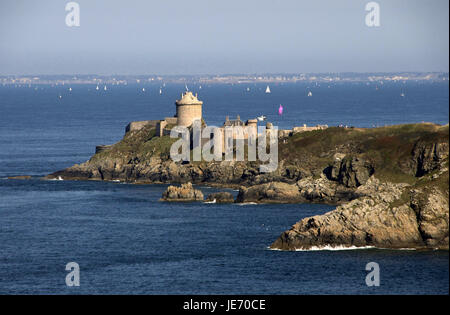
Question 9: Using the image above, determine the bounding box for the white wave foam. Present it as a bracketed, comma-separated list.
[295, 245, 376, 251]
[268, 245, 419, 251]
[237, 202, 258, 206]
[49, 176, 64, 181]
[267, 245, 375, 251]
[379, 247, 417, 251]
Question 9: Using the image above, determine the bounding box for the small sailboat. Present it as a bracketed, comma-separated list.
[257, 115, 267, 121]
[142, 88, 146, 92]
[104, 86, 107, 91]
[278, 104, 284, 115]
[265, 85, 271, 94]
[159, 88, 162, 95]
[246, 87, 250, 92]
[69, 87, 72, 92]
[307, 91, 312, 97]
[95, 85, 99, 91]
[400, 93, 405, 97]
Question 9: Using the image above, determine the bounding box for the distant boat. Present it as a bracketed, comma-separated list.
[400, 93, 405, 97]
[69, 87, 72, 91]
[104, 86, 107, 91]
[199, 85, 202, 89]
[265, 85, 271, 94]
[278, 104, 283, 115]
[307, 91, 312, 97]
[142, 88, 145, 92]
[96, 85, 99, 91]
[246, 87, 250, 92]
[257, 115, 267, 121]
[159, 88, 162, 95]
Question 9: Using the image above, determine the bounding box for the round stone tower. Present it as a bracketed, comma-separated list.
[175, 91, 203, 127]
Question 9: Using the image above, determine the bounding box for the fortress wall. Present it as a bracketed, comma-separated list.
[279, 130, 292, 138]
[278, 125, 329, 138]
[292, 125, 328, 134]
[176, 104, 202, 127]
[165, 117, 178, 125]
[125, 120, 159, 133]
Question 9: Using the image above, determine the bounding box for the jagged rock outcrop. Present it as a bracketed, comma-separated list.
[161, 182, 204, 202]
[205, 192, 235, 203]
[270, 176, 449, 250]
[235, 176, 361, 204]
[410, 188, 449, 248]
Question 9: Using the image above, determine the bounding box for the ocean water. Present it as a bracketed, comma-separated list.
[0, 81, 448, 294]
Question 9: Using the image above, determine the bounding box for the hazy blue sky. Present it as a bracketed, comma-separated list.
[0, 0, 448, 75]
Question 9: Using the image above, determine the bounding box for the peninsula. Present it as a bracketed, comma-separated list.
[46, 92, 449, 251]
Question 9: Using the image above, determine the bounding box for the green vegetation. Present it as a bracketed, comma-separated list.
[280, 123, 449, 184]
[90, 125, 177, 163]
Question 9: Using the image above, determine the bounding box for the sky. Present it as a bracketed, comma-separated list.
[0, 0, 448, 75]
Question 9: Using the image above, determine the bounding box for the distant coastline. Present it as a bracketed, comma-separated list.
[1, 72, 448, 86]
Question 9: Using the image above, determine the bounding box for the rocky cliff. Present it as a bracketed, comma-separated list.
[270, 172, 449, 250]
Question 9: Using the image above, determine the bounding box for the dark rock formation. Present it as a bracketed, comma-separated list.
[412, 141, 449, 176]
[325, 156, 374, 188]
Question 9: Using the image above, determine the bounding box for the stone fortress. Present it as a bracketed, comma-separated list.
[93, 90, 331, 155]
[123, 90, 327, 137]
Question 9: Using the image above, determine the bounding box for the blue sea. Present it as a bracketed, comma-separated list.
[0, 81, 448, 294]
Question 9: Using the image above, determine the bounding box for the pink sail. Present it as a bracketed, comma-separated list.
[278, 104, 283, 115]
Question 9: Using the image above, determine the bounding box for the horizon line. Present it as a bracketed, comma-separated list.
[1, 71, 449, 77]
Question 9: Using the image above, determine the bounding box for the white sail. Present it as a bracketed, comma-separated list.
[265, 85, 271, 93]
